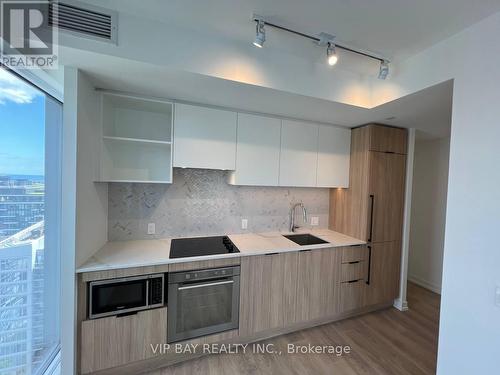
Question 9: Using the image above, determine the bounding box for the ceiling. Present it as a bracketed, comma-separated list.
[66, 48, 452, 139]
[61, 0, 470, 139]
[84, 0, 500, 61]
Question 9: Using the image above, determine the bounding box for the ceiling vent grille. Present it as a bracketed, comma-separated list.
[49, 0, 118, 43]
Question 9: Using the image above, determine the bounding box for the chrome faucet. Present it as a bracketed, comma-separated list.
[289, 202, 307, 232]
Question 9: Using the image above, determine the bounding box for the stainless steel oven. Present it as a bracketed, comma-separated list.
[167, 266, 240, 343]
[89, 274, 165, 319]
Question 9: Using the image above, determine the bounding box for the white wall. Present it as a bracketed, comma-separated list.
[374, 12, 500, 374]
[408, 136, 450, 294]
[61, 68, 108, 374]
[75, 72, 108, 267]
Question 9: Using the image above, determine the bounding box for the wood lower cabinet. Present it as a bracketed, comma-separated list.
[340, 279, 366, 312]
[340, 261, 365, 282]
[364, 241, 401, 306]
[295, 248, 341, 322]
[339, 245, 368, 313]
[341, 245, 366, 263]
[239, 252, 298, 336]
[80, 307, 167, 374]
[339, 243, 401, 313]
[79, 244, 400, 373]
[239, 248, 341, 336]
[282, 251, 300, 326]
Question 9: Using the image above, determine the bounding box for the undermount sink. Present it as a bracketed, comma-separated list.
[283, 233, 329, 246]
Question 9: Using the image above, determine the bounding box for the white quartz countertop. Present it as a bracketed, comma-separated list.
[76, 229, 366, 273]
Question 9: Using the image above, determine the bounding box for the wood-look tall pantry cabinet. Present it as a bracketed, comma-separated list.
[330, 124, 407, 310]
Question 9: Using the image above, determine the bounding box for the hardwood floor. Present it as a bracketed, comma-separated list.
[149, 283, 440, 375]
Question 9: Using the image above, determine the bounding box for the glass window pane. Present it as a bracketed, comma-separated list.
[0, 68, 61, 374]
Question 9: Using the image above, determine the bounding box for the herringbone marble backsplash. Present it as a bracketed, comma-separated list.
[108, 168, 329, 240]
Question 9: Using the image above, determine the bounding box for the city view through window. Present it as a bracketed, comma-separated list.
[0, 69, 61, 374]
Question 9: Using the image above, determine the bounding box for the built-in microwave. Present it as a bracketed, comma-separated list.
[88, 273, 165, 319]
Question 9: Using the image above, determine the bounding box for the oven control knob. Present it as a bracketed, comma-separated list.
[185, 274, 190, 279]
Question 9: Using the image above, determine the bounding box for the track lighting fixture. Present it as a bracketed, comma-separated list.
[253, 19, 265, 48]
[378, 60, 389, 79]
[327, 42, 338, 66]
[252, 14, 390, 79]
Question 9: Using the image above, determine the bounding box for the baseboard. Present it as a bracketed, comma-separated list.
[408, 274, 441, 294]
[393, 298, 408, 311]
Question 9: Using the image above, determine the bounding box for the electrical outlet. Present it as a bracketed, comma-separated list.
[147, 223, 155, 235]
[241, 219, 248, 230]
[310, 216, 319, 226]
[496, 286, 500, 307]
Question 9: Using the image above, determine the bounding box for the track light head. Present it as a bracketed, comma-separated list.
[250, 16, 389, 72]
[327, 42, 338, 66]
[378, 60, 389, 79]
[253, 19, 266, 48]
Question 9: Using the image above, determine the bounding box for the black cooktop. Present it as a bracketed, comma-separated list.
[169, 236, 240, 259]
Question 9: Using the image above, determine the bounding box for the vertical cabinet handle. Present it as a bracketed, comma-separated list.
[368, 194, 375, 242]
[366, 245, 372, 285]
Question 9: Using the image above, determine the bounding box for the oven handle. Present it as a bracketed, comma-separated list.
[178, 280, 234, 290]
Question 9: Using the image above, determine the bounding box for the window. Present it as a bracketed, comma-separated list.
[0, 68, 62, 375]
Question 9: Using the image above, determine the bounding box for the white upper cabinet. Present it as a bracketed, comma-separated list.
[279, 120, 319, 187]
[96, 95, 350, 187]
[229, 113, 281, 186]
[316, 125, 351, 188]
[173, 103, 237, 170]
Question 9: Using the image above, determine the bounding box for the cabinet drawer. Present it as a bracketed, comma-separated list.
[341, 246, 366, 263]
[81, 307, 167, 374]
[341, 261, 366, 282]
[340, 280, 365, 312]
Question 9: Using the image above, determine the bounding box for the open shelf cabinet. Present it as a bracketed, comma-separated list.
[97, 92, 173, 183]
